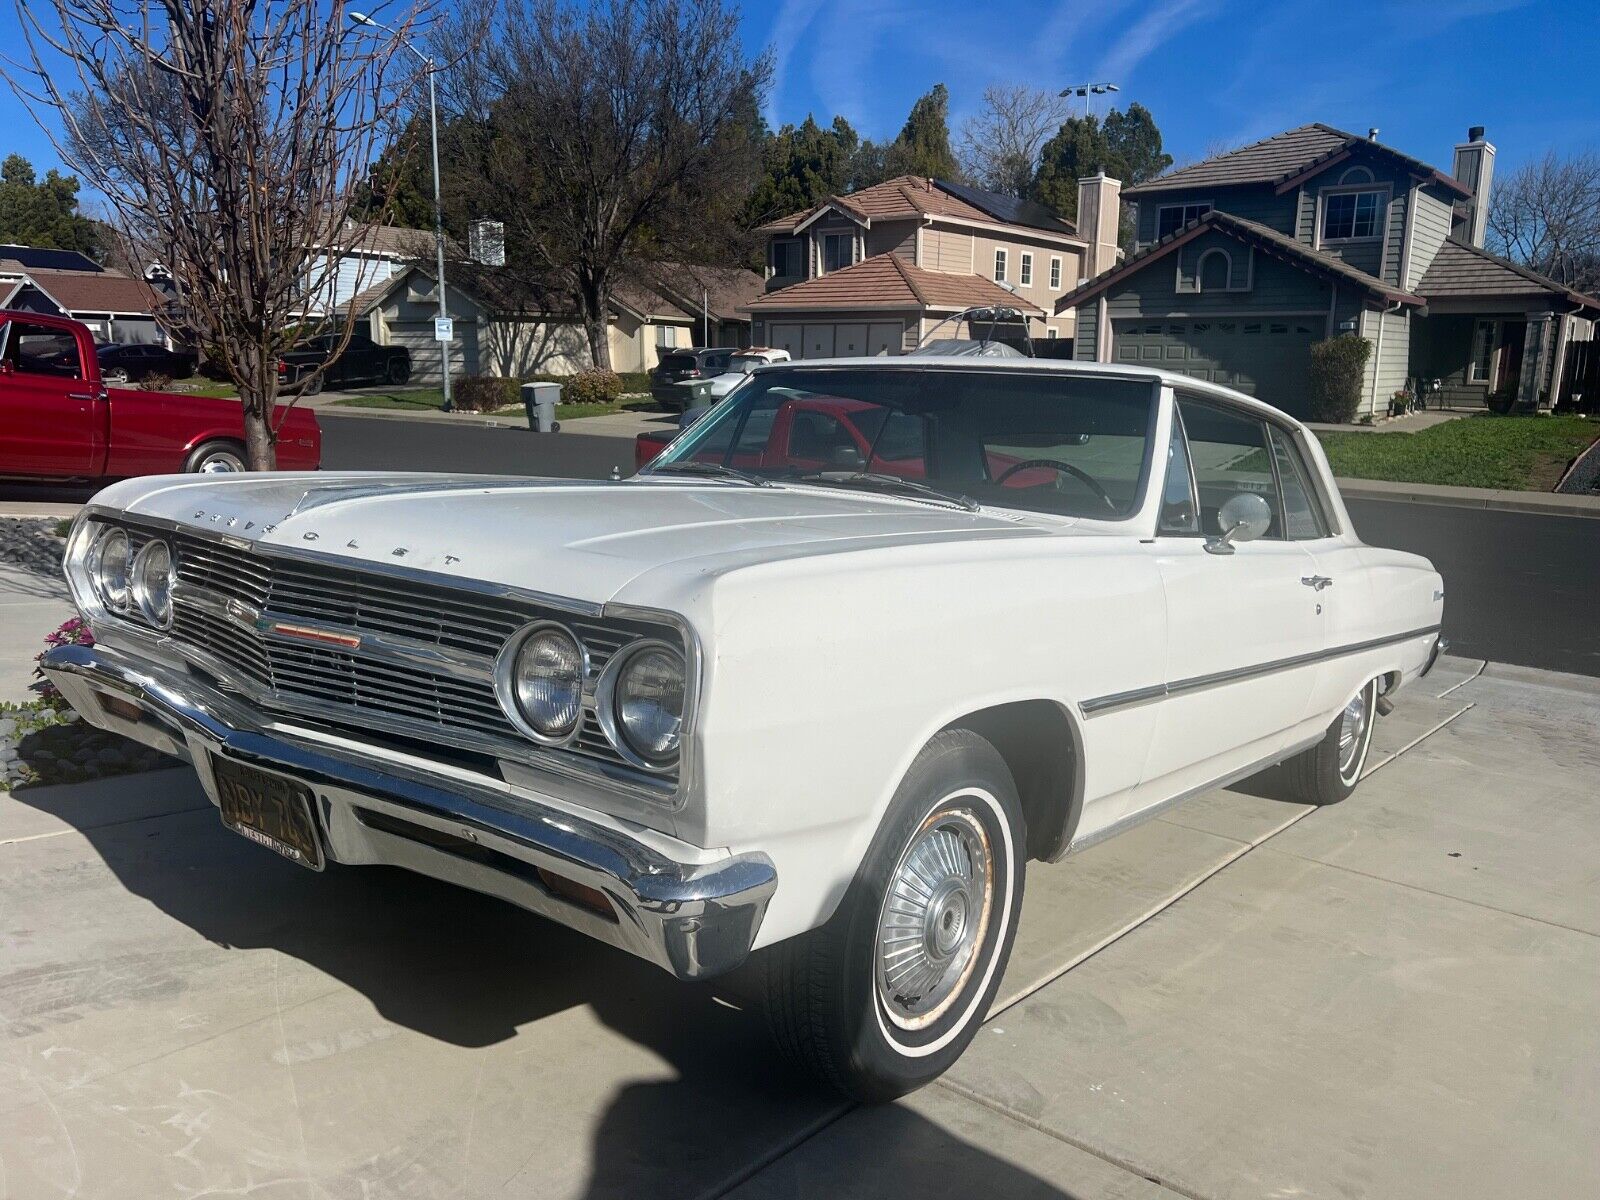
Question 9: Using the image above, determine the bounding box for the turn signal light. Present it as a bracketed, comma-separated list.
[536, 866, 616, 921]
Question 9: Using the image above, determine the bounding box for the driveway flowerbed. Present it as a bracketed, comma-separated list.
[1317, 415, 1600, 491]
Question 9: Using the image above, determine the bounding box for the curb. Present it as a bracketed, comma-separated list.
[1335, 477, 1600, 518]
[319, 405, 517, 427]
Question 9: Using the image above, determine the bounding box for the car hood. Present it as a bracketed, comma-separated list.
[91, 472, 1052, 604]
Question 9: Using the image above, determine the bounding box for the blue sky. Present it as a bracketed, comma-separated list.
[0, 0, 1592, 208]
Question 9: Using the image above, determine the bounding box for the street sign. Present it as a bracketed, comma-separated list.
[433, 317, 453, 342]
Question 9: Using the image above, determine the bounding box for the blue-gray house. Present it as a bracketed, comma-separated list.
[1057, 125, 1599, 420]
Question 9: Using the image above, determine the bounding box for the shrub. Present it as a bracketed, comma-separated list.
[1307, 335, 1371, 423]
[139, 372, 173, 392]
[33, 617, 94, 709]
[562, 369, 623, 406]
[452, 374, 520, 412]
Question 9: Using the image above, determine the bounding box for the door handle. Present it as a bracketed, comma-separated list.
[1301, 575, 1334, 591]
[67, 391, 96, 401]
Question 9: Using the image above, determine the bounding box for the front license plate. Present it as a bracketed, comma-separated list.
[213, 757, 324, 870]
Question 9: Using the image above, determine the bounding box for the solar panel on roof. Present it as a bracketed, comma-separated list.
[0, 245, 104, 273]
[931, 180, 1075, 235]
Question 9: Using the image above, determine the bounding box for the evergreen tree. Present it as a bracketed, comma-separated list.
[0, 155, 102, 257]
[1029, 103, 1171, 223]
[744, 114, 860, 224]
[891, 83, 958, 180]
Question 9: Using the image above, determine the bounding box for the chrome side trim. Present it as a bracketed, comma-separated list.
[1080, 624, 1443, 718]
[1068, 730, 1325, 854]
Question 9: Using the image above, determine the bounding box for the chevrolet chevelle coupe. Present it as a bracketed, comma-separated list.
[44, 357, 1444, 1100]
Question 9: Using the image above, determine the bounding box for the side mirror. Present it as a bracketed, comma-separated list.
[1205, 492, 1273, 555]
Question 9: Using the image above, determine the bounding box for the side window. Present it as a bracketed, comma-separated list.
[787, 411, 859, 465]
[1158, 409, 1199, 534]
[3, 322, 83, 379]
[1267, 425, 1330, 539]
[1175, 398, 1282, 539]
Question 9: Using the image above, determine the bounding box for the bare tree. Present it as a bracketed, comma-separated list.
[1488, 149, 1600, 293]
[957, 85, 1069, 198]
[439, 0, 770, 369]
[8, 0, 435, 468]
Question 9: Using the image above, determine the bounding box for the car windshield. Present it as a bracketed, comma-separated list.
[647, 366, 1157, 519]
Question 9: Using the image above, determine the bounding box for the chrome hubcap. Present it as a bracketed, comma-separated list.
[875, 807, 993, 1031]
[199, 454, 243, 473]
[1338, 687, 1370, 777]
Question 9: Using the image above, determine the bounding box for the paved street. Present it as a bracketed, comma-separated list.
[3, 655, 1597, 1198]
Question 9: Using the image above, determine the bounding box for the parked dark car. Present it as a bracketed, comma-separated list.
[94, 342, 198, 384]
[278, 330, 412, 394]
[650, 347, 733, 411]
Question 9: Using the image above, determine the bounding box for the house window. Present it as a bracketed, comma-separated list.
[656, 325, 679, 349]
[1045, 327, 1058, 339]
[1049, 257, 1062, 289]
[1156, 202, 1211, 240]
[1321, 191, 1384, 241]
[1469, 320, 1496, 383]
[822, 233, 855, 273]
[1197, 249, 1231, 291]
[768, 239, 801, 278]
[993, 248, 1008, 282]
[1019, 253, 1033, 286]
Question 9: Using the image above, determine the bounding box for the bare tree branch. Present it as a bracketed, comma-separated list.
[1487, 149, 1600, 294]
[957, 84, 1068, 198]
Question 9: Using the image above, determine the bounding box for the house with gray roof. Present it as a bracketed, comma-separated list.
[1056, 124, 1599, 419]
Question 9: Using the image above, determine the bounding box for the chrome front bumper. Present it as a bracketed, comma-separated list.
[42, 643, 776, 980]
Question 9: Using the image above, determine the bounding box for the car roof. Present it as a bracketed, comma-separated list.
[748, 355, 1308, 431]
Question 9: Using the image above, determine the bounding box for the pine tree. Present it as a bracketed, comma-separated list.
[0, 155, 102, 257]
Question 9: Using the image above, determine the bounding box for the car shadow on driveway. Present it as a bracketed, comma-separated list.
[7, 779, 1084, 1198]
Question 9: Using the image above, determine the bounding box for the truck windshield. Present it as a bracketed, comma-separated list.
[647, 366, 1157, 519]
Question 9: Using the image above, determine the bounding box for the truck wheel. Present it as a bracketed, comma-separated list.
[763, 728, 1025, 1102]
[1282, 677, 1379, 805]
[302, 373, 324, 396]
[387, 358, 411, 385]
[185, 440, 247, 473]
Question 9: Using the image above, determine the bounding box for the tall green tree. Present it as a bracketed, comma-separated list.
[892, 82, 958, 179]
[0, 154, 102, 257]
[744, 114, 859, 225]
[1030, 103, 1172, 223]
[351, 116, 441, 232]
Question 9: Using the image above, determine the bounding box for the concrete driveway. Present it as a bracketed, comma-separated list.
[2, 657, 1596, 1199]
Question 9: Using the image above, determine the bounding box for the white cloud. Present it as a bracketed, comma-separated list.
[1095, 0, 1213, 82]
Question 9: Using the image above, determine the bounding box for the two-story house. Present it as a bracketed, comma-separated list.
[743, 174, 1120, 357]
[1057, 125, 1598, 419]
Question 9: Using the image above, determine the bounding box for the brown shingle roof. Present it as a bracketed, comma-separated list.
[642, 262, 765, 322]
[1054, 210, 1421, 314]
[1417, 238, 1600, 310]
[757, 176, 1013, 233]
[24, 269, 161, 315]
[1125, 124, 1471, 199]
[742, 252, 1044, 315]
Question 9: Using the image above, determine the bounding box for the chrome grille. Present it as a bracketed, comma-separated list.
[120, 525, 681, 786]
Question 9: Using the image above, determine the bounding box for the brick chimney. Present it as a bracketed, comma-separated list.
[1076, 172, 1122, 281]
[1451, 125, 1495, 249]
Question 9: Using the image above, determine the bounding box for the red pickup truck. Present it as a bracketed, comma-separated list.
[0, 309, 320, 479]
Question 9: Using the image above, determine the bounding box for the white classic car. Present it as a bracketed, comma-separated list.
[44, 356, 1445, 1101]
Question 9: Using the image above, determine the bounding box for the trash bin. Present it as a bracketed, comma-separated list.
[686, 378, 717, 413]
[521, 381, 561, 433]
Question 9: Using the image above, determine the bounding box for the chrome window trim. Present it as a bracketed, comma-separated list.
[1080, 624, 1442, 717]
[72, 508, 697, 809]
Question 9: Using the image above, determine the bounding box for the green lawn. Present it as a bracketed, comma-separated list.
[333, 389, 660, 422]
[1317, 415, 1599, 491]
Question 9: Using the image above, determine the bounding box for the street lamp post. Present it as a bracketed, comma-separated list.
[1059, 82, 1120, 120]
[351, 11, 452, 411]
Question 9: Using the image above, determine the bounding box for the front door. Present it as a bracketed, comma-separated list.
[1135, 395, 1322, 810]
[0, 318, 100, 477]
[1496, 320, 1526, 395]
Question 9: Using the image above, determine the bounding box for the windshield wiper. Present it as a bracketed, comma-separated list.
[647, 460, 772, 487]
[796, 471, 980, 512]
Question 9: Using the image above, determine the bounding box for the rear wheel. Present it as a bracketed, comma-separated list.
[387, 357, 411, 385]
[1282, 677, 1379, 805]
[763, 729, 1025, 1102]
[184, 440, 247, 474]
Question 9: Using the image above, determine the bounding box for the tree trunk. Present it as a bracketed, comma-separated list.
[238, 343, 279, 471]
[578, 276, 613, 370]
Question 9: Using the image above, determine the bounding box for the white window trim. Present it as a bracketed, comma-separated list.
[1195, 248, 1232, 292]
[1019, 252, 1033, 287]
[1315, 184, 1390, 246]
[1153, 201, 1213, 243]
[820, 230, 857, 275]
[1468, 318, 1497, 384]
[1174, 245, 1254, 294]
[1045, 326, 1059, 339]
[1049, 256, 1062, 289]
[993, 248, 1008, 283]
[1338, 165, 1375, 185]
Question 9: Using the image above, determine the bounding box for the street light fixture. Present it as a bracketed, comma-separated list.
[349, 10, 453, 411]
[1058, 82, 1120, 119]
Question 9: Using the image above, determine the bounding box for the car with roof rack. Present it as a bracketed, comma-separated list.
[43, 352, 1442, 1102]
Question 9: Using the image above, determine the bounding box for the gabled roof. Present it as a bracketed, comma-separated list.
[1418, 238, 1600, 311]
[756, 175, 1078, 238]
[742, 252, 1044, 315]
[1125, 124, 1472, 200]
[20, 268, 162, 316]
[1053, 210, 1421, 314]
[639, 262, 765, 322]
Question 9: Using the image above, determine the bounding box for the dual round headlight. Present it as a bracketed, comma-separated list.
[87, 526, 175, 628]
[496, 623, 686, 769]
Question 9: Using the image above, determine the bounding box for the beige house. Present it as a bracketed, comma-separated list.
[744, 174, 1120, 356]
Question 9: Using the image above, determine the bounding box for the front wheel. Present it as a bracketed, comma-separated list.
[762, 729, 1025, 1102]
[1282, 677, 1379, 805]
[185, 440, 247, 474]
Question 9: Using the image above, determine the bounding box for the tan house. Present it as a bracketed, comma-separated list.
[744, 174, 1121, 356]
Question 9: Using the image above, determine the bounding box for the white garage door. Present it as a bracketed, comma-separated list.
[768, 320, 904, 359]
